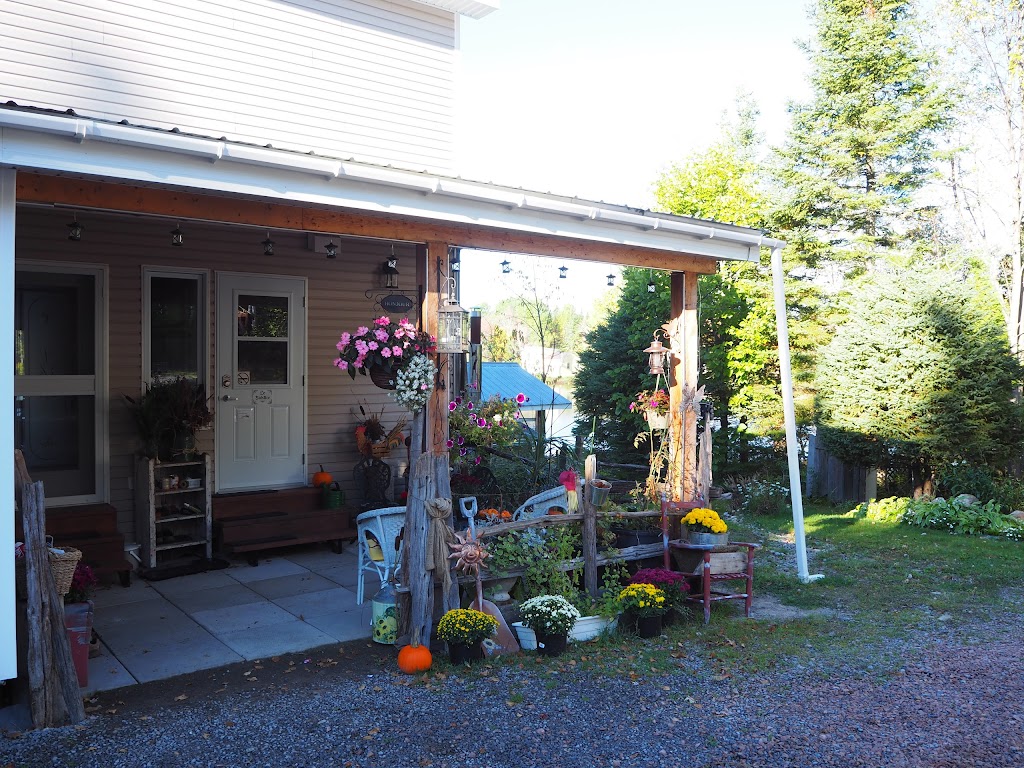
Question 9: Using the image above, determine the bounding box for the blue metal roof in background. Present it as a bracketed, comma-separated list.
[479, 363, 571, 411]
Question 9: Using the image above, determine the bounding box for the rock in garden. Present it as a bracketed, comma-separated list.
[1010, 511, 1024, 520]
[953, 494, 980, 506]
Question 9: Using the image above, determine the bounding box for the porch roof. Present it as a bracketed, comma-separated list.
[0, 103, 784, 266]
[479, 362, 571, 412]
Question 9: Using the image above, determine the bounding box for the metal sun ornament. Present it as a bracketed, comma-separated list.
[448, 531, 490, 576]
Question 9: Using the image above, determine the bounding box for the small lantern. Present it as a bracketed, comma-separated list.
[262, 232, 275, 256]
[437, 298, 469, 353]
[325, 240, 338, 259]
[500, 259, 511, 274]
[647, 279, 656, 293]
[606, 273, 615, 287]
[643, 338, 668, 376]
[450, 248, 461, 273]
[66, 216, 83, 242]
[383, 255, 399, 288]
[559, 265, 568, 279]
[170, 225, 184, 247]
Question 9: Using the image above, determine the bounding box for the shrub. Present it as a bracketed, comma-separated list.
[852, 496, 1024, 540]
[994, 476, 1024, 513]
[734, 478, 790, 516]
[937, 463, 997, 503]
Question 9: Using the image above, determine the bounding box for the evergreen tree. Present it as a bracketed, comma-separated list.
[775, 0, 952, 271]
[816, 266, 1022, 485]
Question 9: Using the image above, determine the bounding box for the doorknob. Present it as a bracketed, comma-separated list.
[221, 395, 239, 402]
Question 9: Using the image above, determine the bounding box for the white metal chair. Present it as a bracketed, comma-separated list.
[512, 486, 569, 521]
[355, 506, 406, 605]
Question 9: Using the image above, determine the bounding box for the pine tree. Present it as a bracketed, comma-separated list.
[775, 0, 952, 271]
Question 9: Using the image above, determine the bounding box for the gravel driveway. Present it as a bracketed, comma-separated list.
[2, 610, 1022, 768]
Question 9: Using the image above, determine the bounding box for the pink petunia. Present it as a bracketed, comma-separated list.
[449, 401, 457, 411]
[516, 393, 526, 404]
[459, 448, 467, 457]
[467, 402, 474, 411]
[446, 439, 454, 449]
[474, 456, 481, 465]
[455, 397, 463, 405]
[457, 436, 464, 446]
[477, 418, 486, 427]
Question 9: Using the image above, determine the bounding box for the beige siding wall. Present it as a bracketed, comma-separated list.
[16, 206, 419, 540]
[0, 0, 456, 172]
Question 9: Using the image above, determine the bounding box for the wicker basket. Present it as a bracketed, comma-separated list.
[15, 546, 83, 600]
[371, 443, 391, 458]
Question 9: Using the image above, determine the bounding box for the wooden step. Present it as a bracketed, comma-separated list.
[212, 487, 322, 521]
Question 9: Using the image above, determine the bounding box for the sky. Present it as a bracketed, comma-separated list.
[453, 0, 814, 312]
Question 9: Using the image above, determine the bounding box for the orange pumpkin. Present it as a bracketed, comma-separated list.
[312, 464, 333, 488]
[397, 632, 432, 674]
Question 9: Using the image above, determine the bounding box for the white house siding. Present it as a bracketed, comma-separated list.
[0, 0, 457, 172]
[15, 206, 418, 540]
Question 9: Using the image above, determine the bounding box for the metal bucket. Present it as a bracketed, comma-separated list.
[322, 481, 345, 510]
[585, 479, 612, 507]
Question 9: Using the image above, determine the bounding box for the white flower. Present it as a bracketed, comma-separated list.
[393, 355, 436, 414]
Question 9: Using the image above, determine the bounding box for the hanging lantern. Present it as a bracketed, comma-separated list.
[325, 240, 338, 259]
[450, 248, 461, 273]
[606, 273, 615, 287]
[262, 232, 275, 256]
[647, 279, 656, 293]
[170, 225, 184, 247]
[383, 254, 399, 288]
[559, 265, 568, 279]
[437, 298, 469, 354]
[500, 259, 511, 274]
[67, 216, 83, 242]
[643, 338, 668, 376]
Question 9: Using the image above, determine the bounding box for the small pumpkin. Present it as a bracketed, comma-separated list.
[312, 464, 333, 488]
[397, 630, 432, 674]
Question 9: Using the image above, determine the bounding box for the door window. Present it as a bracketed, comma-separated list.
[236, 294, 289, 385]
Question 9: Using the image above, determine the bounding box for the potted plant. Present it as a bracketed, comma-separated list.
[618, 582, 668, 638]
[333, 315, 435, 389]
[630, 568, 690, 625]
[681, 507, 729, 548]
[435, 608, 498, 665]
[124, 377, 212, 460]
[629, 388, 671, 431]
[63, 562, 98, 687]
[518, 595, 581, 657]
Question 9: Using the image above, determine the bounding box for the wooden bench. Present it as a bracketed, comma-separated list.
[212, 487, 357, 565]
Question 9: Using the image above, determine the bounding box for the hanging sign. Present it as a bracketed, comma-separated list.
[379, 294, 415, 314]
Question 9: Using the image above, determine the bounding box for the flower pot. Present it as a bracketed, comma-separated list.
[686, 529, 729, 548]
[585, 479, 612, 507]
[511, 622, 537, 650]
[369, 366, 397, 390]
[635, 614, 662, 639]
[569, 615, 617, 642]
[612, 527, 661, 549]
[64, 601, 94, 687]
[482, 576, 519, 603]
[645, 410, 669, 430]
[447, 641, 485, 665]
[536, 632, 568, 657]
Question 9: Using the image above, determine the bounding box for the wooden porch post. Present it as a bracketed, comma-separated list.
[669, 272, 700, 501]
[404, 241, 456, 648]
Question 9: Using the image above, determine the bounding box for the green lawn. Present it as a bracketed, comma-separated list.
[445, 500, 1024, 682]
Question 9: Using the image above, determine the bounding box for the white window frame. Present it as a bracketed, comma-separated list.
[14, 261, 109, 505]
[142, 267, 210, 388]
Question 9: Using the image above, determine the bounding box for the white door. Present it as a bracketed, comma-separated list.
[215, 273, 306, 492]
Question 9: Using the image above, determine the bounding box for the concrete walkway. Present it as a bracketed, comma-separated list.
[85, 543, 377, 693]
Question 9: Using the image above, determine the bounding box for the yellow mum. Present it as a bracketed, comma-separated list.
[683, 507, 728, 534]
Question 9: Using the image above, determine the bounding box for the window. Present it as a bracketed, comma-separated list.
[144, 270, 207, 385]
[14, 265, 106, 502]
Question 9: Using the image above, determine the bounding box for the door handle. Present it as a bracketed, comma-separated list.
[221, 395, 239, 402]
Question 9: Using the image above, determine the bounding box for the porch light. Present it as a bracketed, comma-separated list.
[643, 338, 669, 376]
[450, 248, 460, 273]
[67, 215, 83, 242]
[437, 298, 469, 354]
[383, 250, 399, 288]
[262, 232, 275, 256]
[171, 225, 184, 247]
[500, 259, 511, 274]
[606, 273, 615, 287]
[559, 265, 568, 279]
[325, 240, 338, 259]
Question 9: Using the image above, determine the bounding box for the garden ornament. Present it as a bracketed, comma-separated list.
[559, 470, 579, 513]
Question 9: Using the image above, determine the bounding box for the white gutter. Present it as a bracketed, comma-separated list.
[771, 246, 822, 584]
[0, 108, 778, 262]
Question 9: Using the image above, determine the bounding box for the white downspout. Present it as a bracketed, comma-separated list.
[770, 245, 821, 583]
[1, 169, 16, 680]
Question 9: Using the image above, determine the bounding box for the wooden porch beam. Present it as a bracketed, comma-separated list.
[15, 174, 719, 274]
[669, 272, 700, 501]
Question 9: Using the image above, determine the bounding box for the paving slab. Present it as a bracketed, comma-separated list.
[94, 598, 207, 651]
[272, 586, 360, 619]
[148, 569, 239, 596]
[303, 606, 373, 643]
[160, 583, 264, 615]
[83, 640, 137, 694]
[225, 558, 309, 583]
[112, 633, 242, 684]
[91, 580, 163, 609]
[190, 601, 297, 634]
[280, 547, 352, 571]
[245, 572, 340, 601]
[215, 621, 335, 660]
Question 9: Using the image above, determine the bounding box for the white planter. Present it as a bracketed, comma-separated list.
[645, 410, 669, 430]
[512, 622, 536, 650]
[569, 615, 617, 642]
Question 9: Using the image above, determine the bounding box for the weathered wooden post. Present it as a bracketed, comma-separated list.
[22, 481, 85, 727]
[582, 454, 598, 598]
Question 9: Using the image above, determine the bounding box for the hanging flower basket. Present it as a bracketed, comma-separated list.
[645, 410, 669, 430]
[369, 366, 397, 390]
